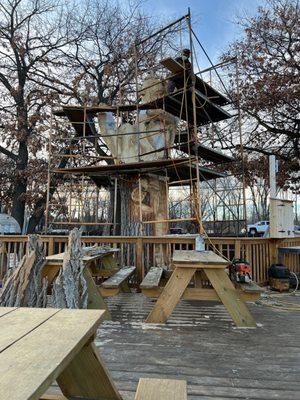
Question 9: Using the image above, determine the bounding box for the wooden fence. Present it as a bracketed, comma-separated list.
[0, 235, 299, 284]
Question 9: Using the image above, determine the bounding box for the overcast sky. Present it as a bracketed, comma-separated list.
[141, 0, 264, 67]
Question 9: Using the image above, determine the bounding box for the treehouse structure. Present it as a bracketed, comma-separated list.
[45, 13, 237, 237]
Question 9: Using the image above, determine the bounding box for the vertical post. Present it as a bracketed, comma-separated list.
[138, 178, 143, 235]
[113, 178, 118, 236]
[235, 59, 248, 235]
[269, 155, 277, 198]
[133, 43, 140, 161]
[269, 238, 279, 265]
[234, 239, 241, 259]
[48, 237, 55, 256]
[187, 8, 203, 234]
[136, 237, 144, 284]
[45, 108, 53, 234]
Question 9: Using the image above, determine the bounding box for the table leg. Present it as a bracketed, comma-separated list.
[83, 268, 111, 321]
[146, 267, 196, 323]
[194, 270, 206, 288]
[57, 342, 122, 400]
[102, 254, 118, 269]
[204, 268, 256, 328]
[42, 264, 61, 286]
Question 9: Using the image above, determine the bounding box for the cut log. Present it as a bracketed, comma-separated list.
[0, 236, 48, 307]
[52, 229, 88, 309]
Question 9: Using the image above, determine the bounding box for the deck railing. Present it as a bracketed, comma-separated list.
[0, 235, 299, 284]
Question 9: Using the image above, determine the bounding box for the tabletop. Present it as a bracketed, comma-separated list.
[172, 250, 228, 265]
[46, 247, 119, 263]
[0, 307, 105, 400]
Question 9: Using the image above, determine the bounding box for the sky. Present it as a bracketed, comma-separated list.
[141, 0, 264, 67]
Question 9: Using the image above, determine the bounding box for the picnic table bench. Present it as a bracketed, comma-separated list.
[100, 266, 136, 297]
[144, 250, 258, 328]
[0, 307, 187, 400]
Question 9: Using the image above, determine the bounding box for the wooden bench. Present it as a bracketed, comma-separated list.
[140, 267, 164, 297]
[135, 378, 187, 399]
[237, 281, 265, 301]
[100, 266, 136, 297]
[41, 377, 187, 400]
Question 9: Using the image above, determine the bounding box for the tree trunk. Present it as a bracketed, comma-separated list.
[11, 117, 29, 231]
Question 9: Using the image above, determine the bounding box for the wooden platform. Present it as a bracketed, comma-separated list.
[46, 293, 300, 399]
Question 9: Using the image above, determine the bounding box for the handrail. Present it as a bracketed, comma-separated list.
[0, 235, 299, 284]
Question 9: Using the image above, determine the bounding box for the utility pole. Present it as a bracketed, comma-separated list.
[269, 155, 277, 198]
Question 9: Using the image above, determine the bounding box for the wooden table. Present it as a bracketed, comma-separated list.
[0, 307, 122, 400]
[44, 248, 120, 283]
[146, 250, 256, 328]
[43, 249, 119, 320]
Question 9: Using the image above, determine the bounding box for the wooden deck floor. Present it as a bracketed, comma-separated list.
[51, 293, 300, 399]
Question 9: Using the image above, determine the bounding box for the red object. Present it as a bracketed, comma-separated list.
[227, 259, 252, 283]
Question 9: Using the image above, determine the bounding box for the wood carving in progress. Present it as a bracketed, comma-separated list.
[97, 72, 177, 237]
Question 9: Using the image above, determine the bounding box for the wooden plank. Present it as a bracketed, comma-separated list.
[160, 57, 229, 106]
[135, 378, 187, 400]
[161, 57, 187, 73]
[238, 282, 265, 294]
[89, 267, 119, 277]
[136, 237, 144, 283]
[204, 268, 257, 328]
[102, 266, 136, 288]
[99, 287, 120, 297]
[101, 253, 119, 269]
[0, 307, 17, 318]
[173, 262, 226, 269]
[0, 308, 60, 353]
[172, 250, 227, 265]
[142, 287, 261, 302]
[46, 250, 116, 264]
[234, 239, 241, 259]
[140, 267, 163, 289]
[82, 247, 119, 257]
[57, 342, 122, 400]
[0, 309, 107, 400]
[42, 264, 61, 285]
[146, 267, 196, 323]
[82, 267, 111, 320]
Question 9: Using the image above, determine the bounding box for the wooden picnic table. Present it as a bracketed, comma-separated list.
[43, 248, 120, 320]
[0, 307, 122, 400]
[146, 250, 257, 328]
[44, 247, 120, 282]
[43, 248, 136, 319]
